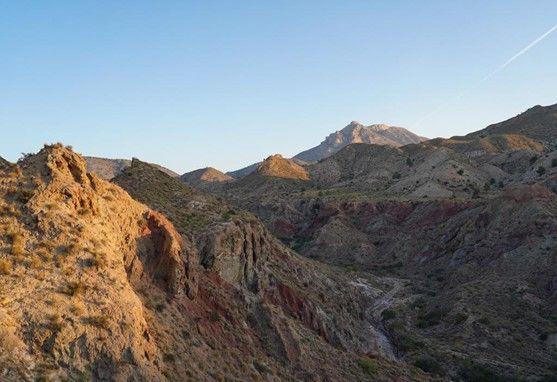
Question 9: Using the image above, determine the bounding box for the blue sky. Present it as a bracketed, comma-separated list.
[1, 1, 556, 173]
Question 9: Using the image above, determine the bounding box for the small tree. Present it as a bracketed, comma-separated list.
[537, 166, 546, 176]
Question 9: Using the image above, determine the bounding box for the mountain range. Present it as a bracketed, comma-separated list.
[1, 103, 556, 381]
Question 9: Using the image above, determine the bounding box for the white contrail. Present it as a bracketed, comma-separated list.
[416, 23, 557, 128]
[499, 23, 557, 70]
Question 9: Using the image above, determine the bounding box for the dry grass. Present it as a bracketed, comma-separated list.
[27, 255, 42, 269]
[60, 281, 85, 296]
[0, 258, 12, 275]
[70, 301, 85, 316]
[88, 314, 110, 329]
[9, 231, 26, 258]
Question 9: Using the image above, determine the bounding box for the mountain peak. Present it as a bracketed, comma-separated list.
[294, 122, 427, 163]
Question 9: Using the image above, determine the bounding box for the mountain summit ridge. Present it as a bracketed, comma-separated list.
[226, 121, 425, 178]
[293, 121, 427, 163]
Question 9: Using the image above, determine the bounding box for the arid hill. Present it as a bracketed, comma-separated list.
[0, 146, 427, 381]
[468, 103, 557, 143]
[180, 167, 233, 189]
[85, 156, 178, 180]
[113, 158, 428, 381]
[256, 154, 310, 180]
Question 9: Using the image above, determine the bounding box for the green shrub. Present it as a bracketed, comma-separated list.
[357, 357, 378, 376]
[458, 358, 512, 382]
[552, 158, 557, 168]
[457, 169, 464, 176]
[530, 155, 539, 164]
[392, 172, 401, 179]
[414, 357, 443, 374]
[453, 312, 469, 325]
[537, 166, 546, 176]
[221, 209, 236, 221]
[417, 307, 449, 328]
[381, 309, 396, 321]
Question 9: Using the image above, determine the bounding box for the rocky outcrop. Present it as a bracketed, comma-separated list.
[0, 145, 198, 381]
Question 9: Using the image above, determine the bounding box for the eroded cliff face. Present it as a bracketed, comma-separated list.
[0, 145, 197, 381]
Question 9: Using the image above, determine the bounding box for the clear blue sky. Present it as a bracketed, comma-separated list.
[1, 1, 556, 173]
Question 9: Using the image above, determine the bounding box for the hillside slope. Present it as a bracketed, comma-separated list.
[113, 158, 428, 381]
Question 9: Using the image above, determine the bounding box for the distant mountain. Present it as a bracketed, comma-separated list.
[294, 121, 427, 163]
[226, 162, 260, 179]
[180, 167, 233, 189]
[85, 156, 178, 180]
[227, 121, 426, 178]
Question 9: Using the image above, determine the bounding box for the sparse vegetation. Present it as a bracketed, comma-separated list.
[417, 307, 449, 328]
[357, 357, 378, 376]
[414, 357, 443, 375]
[530, 155, 539, 164]
[381, 309, 396, 321]
[222, 209, 236, 221]
[9, 231, 25, 258]
[458, 358, 512, 382]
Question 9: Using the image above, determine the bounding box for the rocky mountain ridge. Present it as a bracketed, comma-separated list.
[294, 121, 427, 163]
[226, 121, 426, 179]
